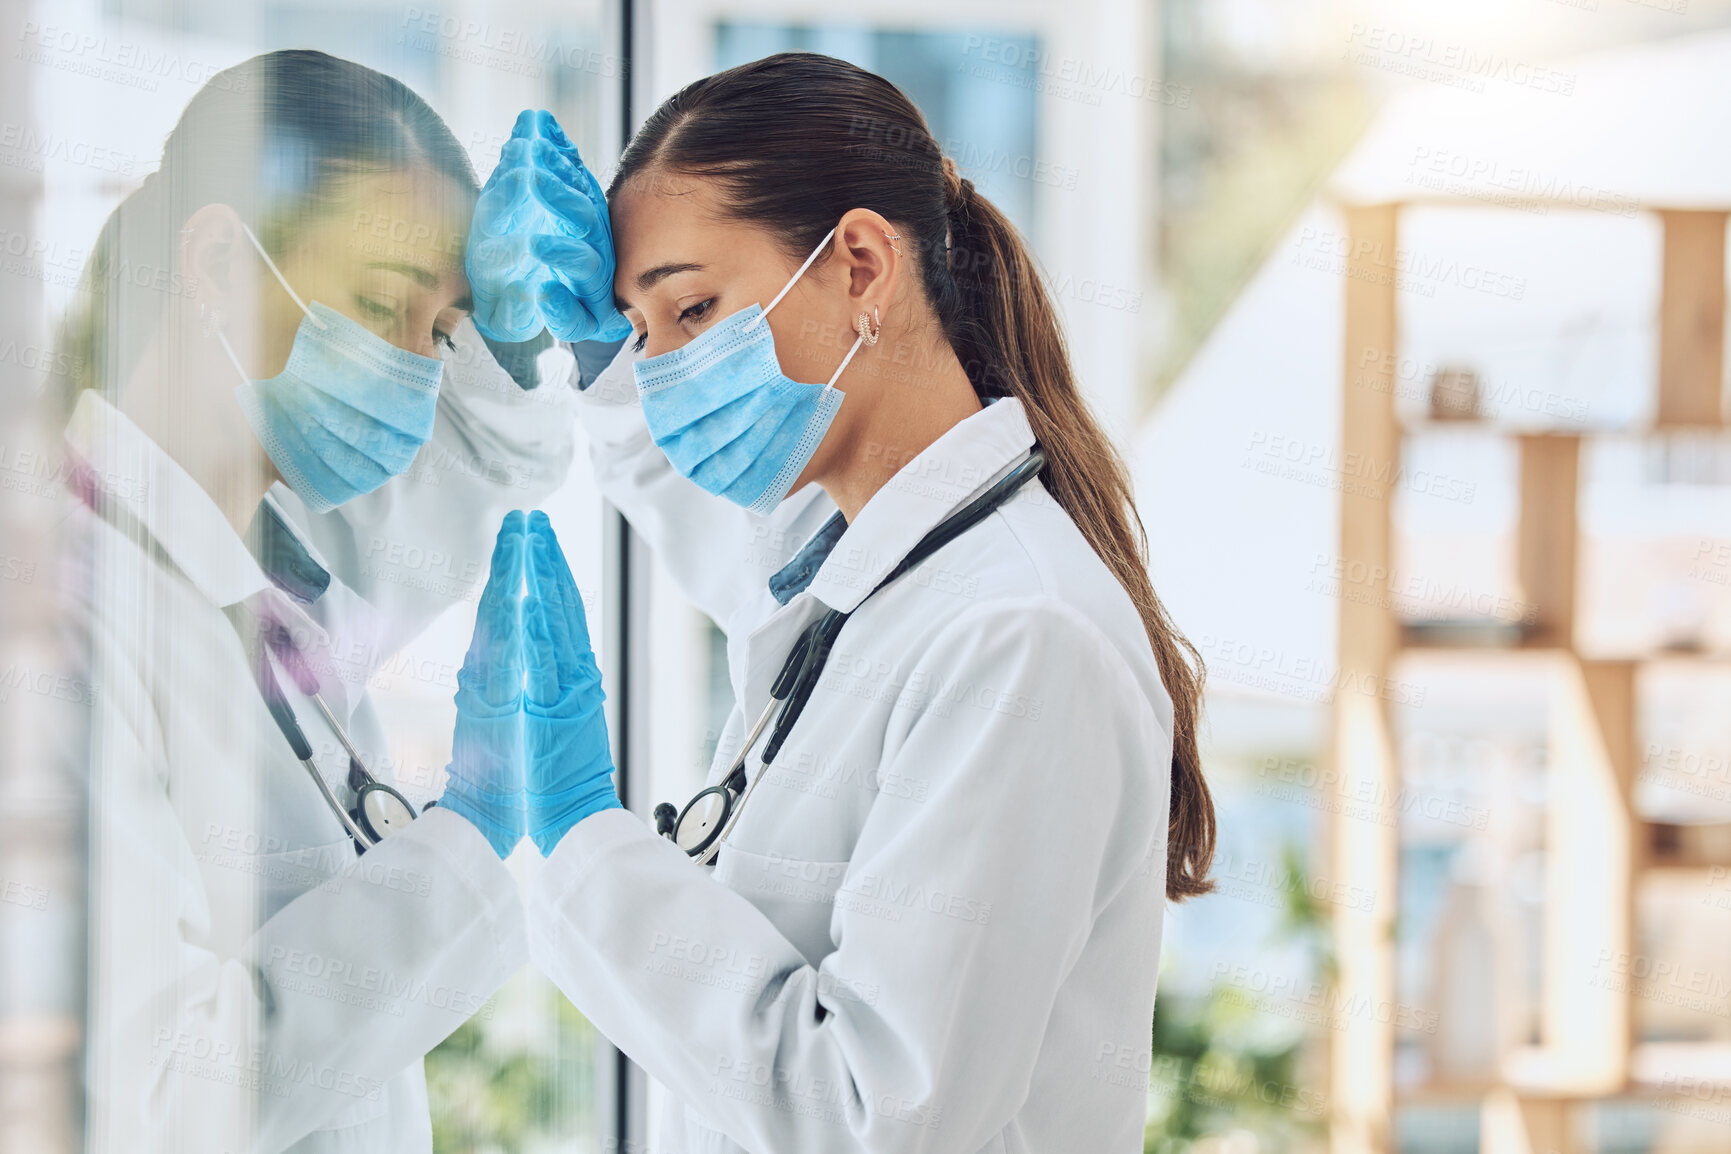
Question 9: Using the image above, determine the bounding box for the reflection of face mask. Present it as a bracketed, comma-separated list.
[214, 222, 445, 513]
[633, 226, 865, 516]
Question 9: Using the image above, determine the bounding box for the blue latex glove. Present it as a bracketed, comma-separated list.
[438, 512, 527, 858]
[523, 509, 620, 856]
[466, 109, 633, 345]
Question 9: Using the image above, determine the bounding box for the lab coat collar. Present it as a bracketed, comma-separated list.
[766, 511, 847, 606]
[63, 393, 373, 718]
[63, 389, 274, 610]
[803, 395, 1037, 614]
[247, 494, 333, 605]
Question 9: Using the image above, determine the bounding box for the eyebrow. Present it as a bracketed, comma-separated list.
[367, 260, 438, 288]
[368, 259, 469, 314]
[618, 261, 705, 310]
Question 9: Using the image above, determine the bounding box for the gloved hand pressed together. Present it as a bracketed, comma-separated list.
[438, 511, 528, 858]
[523, 510, 621, 854]
[440, 509, 620, 858]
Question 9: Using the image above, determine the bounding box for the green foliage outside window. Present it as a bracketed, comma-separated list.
[1146, 841, 1333, 1154]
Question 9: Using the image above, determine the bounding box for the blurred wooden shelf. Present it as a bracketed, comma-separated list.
[1395, 1078, 1509, 1105]
[1399, 619, 1535, 650]
[1328, 197, 1727, 1154]
[1500, 1046, 1624, 1098]
[1643, 822, 1731, 870]
[1394, 625, 1731, 663]
[1629, 1042, 1731, 1094]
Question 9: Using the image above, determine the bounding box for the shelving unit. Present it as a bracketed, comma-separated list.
[1325, 198, 1729, 1154]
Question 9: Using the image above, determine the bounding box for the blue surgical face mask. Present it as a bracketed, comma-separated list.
[215, 222, 446, 513]
[632, 226, 867, 516]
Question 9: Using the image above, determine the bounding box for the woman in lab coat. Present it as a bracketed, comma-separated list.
[50, 51, 572, 1152]
[509, 54, 1218, 1153]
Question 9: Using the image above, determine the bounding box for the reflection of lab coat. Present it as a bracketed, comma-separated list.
[531, 349, 1175, 1153]
[63, 326, 574, 1154]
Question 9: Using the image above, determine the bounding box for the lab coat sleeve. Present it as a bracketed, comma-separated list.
[527, 597, 1164, 1153]
[88, 646, 527, 1154]
[275, 319, 579, 660]
[241, 808, 527, 1152]
[571, 341, 836, 629]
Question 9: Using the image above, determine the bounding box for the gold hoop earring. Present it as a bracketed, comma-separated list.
[856, 307, 881, 346]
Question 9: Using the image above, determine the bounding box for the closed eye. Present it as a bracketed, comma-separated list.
[355, 294, 398, 323]
[630, 299, 716, 354]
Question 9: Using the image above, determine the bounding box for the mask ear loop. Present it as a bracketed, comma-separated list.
[238, 221, 325, 329]
[745, 226, 837, 333]
[209, 220, 328, 385]
[740, 223, 870, 388]
[211, 317, 254, 389]
[826, 327, 867, 388]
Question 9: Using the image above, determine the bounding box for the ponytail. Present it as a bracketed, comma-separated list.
[614, 52, 1215, 901]
[936, 160, 1215, 900]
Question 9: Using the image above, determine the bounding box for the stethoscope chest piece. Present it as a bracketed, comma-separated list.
[352, 777, 418, 847]
[669, 786, 733, 857]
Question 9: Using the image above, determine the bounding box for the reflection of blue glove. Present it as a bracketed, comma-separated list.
[523, 510, 619, 856]
[466, 109, 633, 345]
[439, 512, 527, 859]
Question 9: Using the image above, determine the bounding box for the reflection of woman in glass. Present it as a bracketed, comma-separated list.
[54, 50, 567, 1152]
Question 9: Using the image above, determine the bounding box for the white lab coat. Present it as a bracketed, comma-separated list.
[530, 348, 1175, 1153]
[58, 325, 574, 1154]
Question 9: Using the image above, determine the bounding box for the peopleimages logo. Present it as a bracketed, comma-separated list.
[1340, 24, 1577, 96]
[1404, 146, 1639, 217]
[14, 21, 246, 93]
[397, 8, 627, 79]
[0, 663, 97, 706]
[958, 37, 1191, 108]
[1241, 429, 1480, 506]
[1291, 226, 1527, 301]
[0, 121, 135, 174]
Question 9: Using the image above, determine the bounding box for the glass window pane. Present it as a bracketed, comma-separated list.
[0, 3, 623, 1150]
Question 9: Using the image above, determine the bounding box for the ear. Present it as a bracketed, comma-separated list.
[833, 208, 903, 331]
[179, 202, 251, 313]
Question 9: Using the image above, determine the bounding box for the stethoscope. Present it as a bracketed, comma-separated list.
[71, 463, 417, 853]
[653, 448, 1047, 865]
[248, 619, 419, 852]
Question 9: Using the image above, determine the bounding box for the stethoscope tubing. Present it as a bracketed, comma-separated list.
[307, 691, 372, 784]
[69, 455, 412, 852]
[692, 695, 782, 866]
[252, 653, 393, 849]
[298, 752, 376, 846]
[661, 448, 1048, 864]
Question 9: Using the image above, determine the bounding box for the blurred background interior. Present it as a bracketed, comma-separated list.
[4, 0, 1731, 1152]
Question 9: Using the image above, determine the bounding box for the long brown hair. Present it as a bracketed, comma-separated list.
[614, 53, 1214, 900]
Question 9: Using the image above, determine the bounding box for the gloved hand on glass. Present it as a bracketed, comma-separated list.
[442, 509, 620, 859]
[438, 512, 528, 859]
[466, 109, 634, 345]
[522, 510, 621, 855]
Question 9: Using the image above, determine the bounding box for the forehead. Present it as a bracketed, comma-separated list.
[318, 168, 472, 278]
[610, 173, 750, 299]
